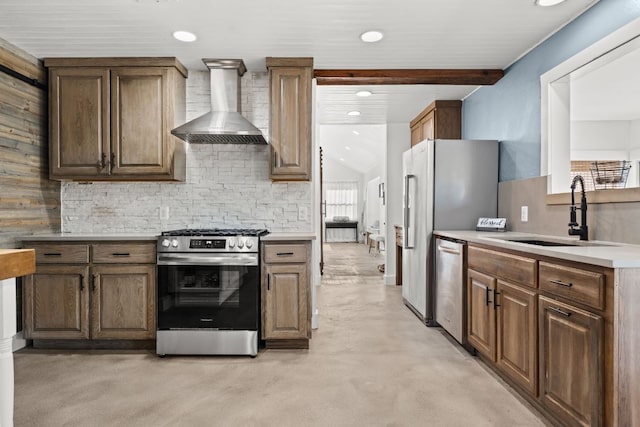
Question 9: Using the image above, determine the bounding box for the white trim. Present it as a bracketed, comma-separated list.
[384, 274, 396, 286]
[12, 331, 26, 352]
[541, 15, 640, 190]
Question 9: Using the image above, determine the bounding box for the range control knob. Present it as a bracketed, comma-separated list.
[171, 239, 179, 248]
[237, 238, 245, 249]
[161, 239, 171, 248]
[245, 239, 253, 249]
[228, 238, 236, 248]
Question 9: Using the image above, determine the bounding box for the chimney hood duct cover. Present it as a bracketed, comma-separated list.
[171, 59, 267, 144]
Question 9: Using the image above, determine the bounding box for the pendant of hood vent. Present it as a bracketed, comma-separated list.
[171, 59, 267, 144]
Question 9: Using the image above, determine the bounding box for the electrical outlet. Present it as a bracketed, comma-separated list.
[298, 206, 308, 221]
[160, 206, 170, 220]
[521, 206, 528, 222]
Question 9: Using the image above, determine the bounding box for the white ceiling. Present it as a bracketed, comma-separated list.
[319, 125, 386, 174]
[0, 0, 598, 169]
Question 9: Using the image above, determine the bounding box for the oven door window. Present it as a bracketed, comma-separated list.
[157, 264, 259, 330]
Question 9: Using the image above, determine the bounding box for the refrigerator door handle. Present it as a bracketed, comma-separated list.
[404, 174, 415, 249]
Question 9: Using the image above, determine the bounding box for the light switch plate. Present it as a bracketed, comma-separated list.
[521, 206, 528, 222]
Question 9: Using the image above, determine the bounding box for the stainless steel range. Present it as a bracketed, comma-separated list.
[156, 228, 268, 357]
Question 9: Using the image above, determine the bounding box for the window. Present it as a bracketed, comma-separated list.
[325, 182, 358, 220]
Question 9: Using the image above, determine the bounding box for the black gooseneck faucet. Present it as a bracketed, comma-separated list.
[568, 175, 589, 241]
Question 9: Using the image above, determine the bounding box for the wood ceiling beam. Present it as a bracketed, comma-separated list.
[313, 69, 504, 85]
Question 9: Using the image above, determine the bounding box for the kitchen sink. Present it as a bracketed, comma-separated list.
[507, 239, 577, 247]
[506, 238, 614, 247]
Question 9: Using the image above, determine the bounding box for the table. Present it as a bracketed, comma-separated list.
[325, 221, 358, 242]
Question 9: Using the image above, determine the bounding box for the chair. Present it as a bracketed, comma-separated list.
[369, 234, 385, 254]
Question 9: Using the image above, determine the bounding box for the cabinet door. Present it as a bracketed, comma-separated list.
[467, 269, 496, 360]
[24, 265, 90, 339]
[268, 64, 312, 180]
[421, 111, 435, 140]
[90, 264, 156, 339]
[496, 280, 537, 396]
[110, 68, 170, 176]
[539, 296, 603, 427]
[263, 263, 308, 339]
[49, 67, 110, 178]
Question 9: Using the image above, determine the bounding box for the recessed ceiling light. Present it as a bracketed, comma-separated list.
[340, 158, 345, 162]
[356, 90, 372, 97]
[173, 31, 197, 42]
[535, 0, 566, 6]
[352, 131, 359, 135]
[348, 111, 361, 116]
[360, 30, 384, 43]
[345, 146, 351, 151]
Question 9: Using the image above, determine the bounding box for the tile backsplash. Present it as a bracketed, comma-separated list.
[61, 70, 312, 233]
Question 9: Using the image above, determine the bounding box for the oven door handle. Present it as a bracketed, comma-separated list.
[157, 254, 258, 266]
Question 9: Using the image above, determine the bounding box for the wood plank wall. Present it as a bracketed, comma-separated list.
[0, 37, 60, 249]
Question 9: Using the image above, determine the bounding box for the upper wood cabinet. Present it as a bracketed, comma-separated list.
[45, 57, 187, 182]
[266, 57, 313, 181]
[409, 100, 461, 147]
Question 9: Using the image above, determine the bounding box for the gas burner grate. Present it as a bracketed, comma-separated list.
[161, 228, 269, 237]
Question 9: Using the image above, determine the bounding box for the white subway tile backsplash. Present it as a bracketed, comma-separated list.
[61, 71, 312, 234]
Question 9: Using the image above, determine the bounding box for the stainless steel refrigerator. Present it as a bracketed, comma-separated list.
[402, 139, 498, 328]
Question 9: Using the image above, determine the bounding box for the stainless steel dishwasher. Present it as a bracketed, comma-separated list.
[434, 237, 465, 344]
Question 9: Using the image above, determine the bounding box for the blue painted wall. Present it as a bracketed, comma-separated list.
[463, 0, 640, 182]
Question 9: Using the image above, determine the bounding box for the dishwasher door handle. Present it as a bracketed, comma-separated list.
[437, 245, 461, 255]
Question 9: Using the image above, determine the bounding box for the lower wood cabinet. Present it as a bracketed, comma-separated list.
[23, 241, 156, 342]
[466, 243, 609, 427]
[263, 263, 308, 339]
[24, 265, 90, 339]
[496, 280, 537, 396]
[467, 269, 496, 360]
[90, 264, 155, 339]
[467, 269, 537, 395]
[539, 296, 603, 427]
[261, 240, 311, 348]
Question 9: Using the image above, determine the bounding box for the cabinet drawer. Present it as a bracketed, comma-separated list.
[264, 244, 308, 263]
[29, 244, 89, 264]
[468, 246, 537, 288]
[92, 243, 156, 264]
[539, 262, 605, 310]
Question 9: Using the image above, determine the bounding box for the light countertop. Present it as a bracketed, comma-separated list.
[434, 230, 640, 269]
[20, 234, 158, 242]
[20, 232, 317, 243]
[262, 232, 316, 242]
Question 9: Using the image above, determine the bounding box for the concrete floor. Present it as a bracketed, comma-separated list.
[13, 243, 546, 426]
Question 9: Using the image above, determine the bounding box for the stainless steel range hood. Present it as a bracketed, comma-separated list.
[171, 59, 267, 144]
